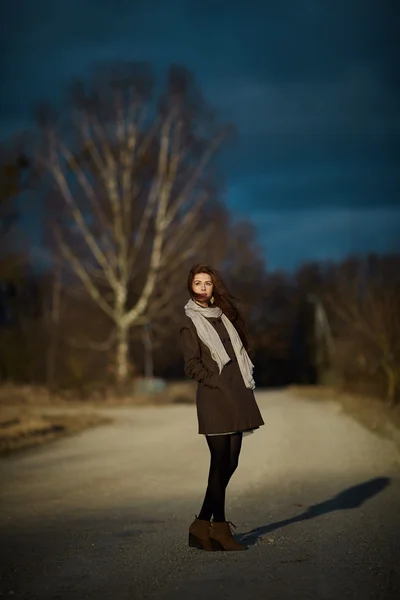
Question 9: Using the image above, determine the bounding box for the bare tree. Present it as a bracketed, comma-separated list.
[0, 146, 31, 280]
[327, 255, 400, 405]
[38, 63, 229, 384]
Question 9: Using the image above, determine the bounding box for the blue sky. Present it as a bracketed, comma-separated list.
[1, 0, 399, 271]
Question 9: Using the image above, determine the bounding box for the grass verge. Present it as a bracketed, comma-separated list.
[288, 384, 400, 452]
[0, 409, 111, 457]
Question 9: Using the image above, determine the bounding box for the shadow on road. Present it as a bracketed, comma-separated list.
[238, 476, 391, 546]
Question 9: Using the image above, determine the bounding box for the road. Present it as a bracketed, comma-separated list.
[0, 390, 399, 600]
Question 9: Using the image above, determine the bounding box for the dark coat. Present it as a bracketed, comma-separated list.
[180, 315, 265, 435]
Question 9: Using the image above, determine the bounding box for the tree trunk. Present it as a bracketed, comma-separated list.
[116, 321, 129, 385]
[387, 370, 397, 406]
[46, 263, 61, 393]
[384, 366, 397, 407]
[143, 322, 154, 379]
[115, 284, 129, 385]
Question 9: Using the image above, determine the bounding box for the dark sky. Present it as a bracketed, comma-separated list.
[1, 0, 399, 271]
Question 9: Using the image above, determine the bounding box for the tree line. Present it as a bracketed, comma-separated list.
[1, 61, 399, 405]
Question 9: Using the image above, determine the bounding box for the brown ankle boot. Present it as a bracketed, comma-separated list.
[188, 516, 212, 551]
[209, 521, 247, 551]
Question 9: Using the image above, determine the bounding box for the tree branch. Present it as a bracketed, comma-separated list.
[67, 330, 116, 352]
[54, 225, 116, 321]
[47, 134, 119, 290]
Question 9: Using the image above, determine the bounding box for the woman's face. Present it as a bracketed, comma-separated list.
[192, 272, 214, 304]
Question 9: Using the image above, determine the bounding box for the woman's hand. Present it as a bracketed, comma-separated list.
[180, 324, 219, 388]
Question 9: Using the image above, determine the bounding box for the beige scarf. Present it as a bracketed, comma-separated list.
[184, 299, 255, 390]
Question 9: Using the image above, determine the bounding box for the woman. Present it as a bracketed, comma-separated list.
[180, 264, 265, 552]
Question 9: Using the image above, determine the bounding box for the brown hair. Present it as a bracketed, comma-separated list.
[187, 264, 250, 352]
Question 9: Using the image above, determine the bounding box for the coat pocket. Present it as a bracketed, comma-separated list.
[202, 370, 220, 389]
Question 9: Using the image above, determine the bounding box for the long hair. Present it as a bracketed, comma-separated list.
[187, 263, 251, 352]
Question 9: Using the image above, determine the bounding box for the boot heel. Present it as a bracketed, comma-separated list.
[188, 532, 204, 549]
[210, 538, 225, 551]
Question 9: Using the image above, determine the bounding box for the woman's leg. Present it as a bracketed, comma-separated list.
[196, 433, 247, 552]
[225, 432, 243, 488]
[198, 435, 231, 523]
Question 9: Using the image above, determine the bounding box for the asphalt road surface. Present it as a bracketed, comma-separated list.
[1, 390, 399, 600]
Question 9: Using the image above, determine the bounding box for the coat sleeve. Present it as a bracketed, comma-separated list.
[180, 323, 220, 388]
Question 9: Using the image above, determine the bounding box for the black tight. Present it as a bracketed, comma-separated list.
[198, 432, 243, 523]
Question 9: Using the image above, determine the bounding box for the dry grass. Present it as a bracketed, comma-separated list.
[0, 406, 111, 456]
[0, 381, 196, 408]
[0, 381, 196, 456]
[288, 384, 400, 451]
